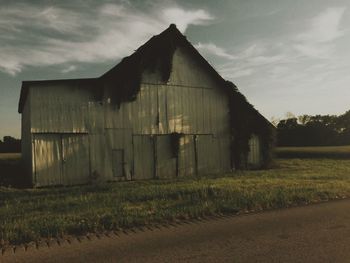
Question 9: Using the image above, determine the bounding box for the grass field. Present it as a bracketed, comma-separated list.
[276, 145, 350, 159]
[1, 157, 350, 246]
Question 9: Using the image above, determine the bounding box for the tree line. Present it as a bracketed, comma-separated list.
[276, 110, 350, 146]
[0, 136, 21, 153]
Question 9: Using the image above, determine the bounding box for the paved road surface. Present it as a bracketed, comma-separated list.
[2, 199, 350, 263]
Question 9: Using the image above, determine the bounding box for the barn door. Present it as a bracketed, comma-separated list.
[33, 134, 63, 187]
[155, 135, 177, 179]
[61, 134, 90, 185]
[195, 135, 217, 175]
[112, 149, 124, 178]
[133, 135, 155, 180]
[247, 134, 262, 168]
[178, 135, 196, 177]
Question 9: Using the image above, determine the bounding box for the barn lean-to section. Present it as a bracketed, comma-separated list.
[19, 24, 274, 187]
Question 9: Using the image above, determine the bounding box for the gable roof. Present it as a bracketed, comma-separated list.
[18, 24, 227, 112]
[18, 24, 271, 129]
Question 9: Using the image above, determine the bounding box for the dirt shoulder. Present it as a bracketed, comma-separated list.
[2, 198, 350, 263]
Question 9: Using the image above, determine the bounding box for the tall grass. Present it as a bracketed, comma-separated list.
[1, 158, 350, 246]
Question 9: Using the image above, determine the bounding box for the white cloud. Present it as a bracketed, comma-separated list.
[161, 8, 214, 32]
[61, 65, 77, 74]
[195, 42, 236, 60]
[297, 7, 346, 43]
[294, 7, 346, 58]
[0, 3, 214, 75]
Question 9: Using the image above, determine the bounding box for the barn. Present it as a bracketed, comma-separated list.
[18, 24, 275, 187]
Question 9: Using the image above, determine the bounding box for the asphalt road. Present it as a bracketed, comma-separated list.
[2, 199, 350, 263]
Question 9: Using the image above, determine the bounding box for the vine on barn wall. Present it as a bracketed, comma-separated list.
[224, 81, 275, 169]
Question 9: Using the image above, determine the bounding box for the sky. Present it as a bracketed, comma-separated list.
[1, 0, 350, 139]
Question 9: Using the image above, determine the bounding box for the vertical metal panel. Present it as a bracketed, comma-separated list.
[169, 46, 221, 89]
[33, 134, 62, 187]
[112, 150, 124, 177]
[89, 134, 112, 181]
[248, 134, 262, 168]
[167, 86, 176, 133]
[156, 135, 177, 179]
[87, 102, 104, 134]
[61, 134, 90, 185]
[148, 85, 159, 133]
[133, 135, 154, 180]
[196, 135, 217, 175]
[105, 129, 133, 180]
[30, 84, 90, 133]
[158, 86, 168, 134]
[178, 135, 196, 177]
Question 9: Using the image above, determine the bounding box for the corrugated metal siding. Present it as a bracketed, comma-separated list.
[89, 134, 111, 181]
[105, 129, 133, 180]
[178, 135, 196, 177]
[61, 134, 90, 185]
[30, 83, 92, 133]
[133, 135, 154, 180]
[248, 134, 262, 168]
[155, 135, 177, 179]
[33, 134, 90, 187]
[168, 46, 222, 89]
[33, 134, 62, 187]
[196, 135, 217, 175]
[25, 45, 234, 186]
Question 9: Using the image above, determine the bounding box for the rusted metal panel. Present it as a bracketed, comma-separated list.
[133, 135, 154, 180]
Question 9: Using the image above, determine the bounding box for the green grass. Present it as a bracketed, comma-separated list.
[1, 158, 350, 246]
[276, 145, 350, 159]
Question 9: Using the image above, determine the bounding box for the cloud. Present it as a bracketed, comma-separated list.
[195, 42, 236, 60]
[161, 8, 214, 32]
[61, 65, 77, 73]
[294, 7, 346, 58]
[0, 3, 214, 75]
[297, 7, 346, 43]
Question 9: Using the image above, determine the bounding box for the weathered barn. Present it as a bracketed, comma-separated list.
[18, 24, 274, 187]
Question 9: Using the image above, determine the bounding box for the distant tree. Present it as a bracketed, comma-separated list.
[276, 110, 350, 146]
[0, 136, 21, 153]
